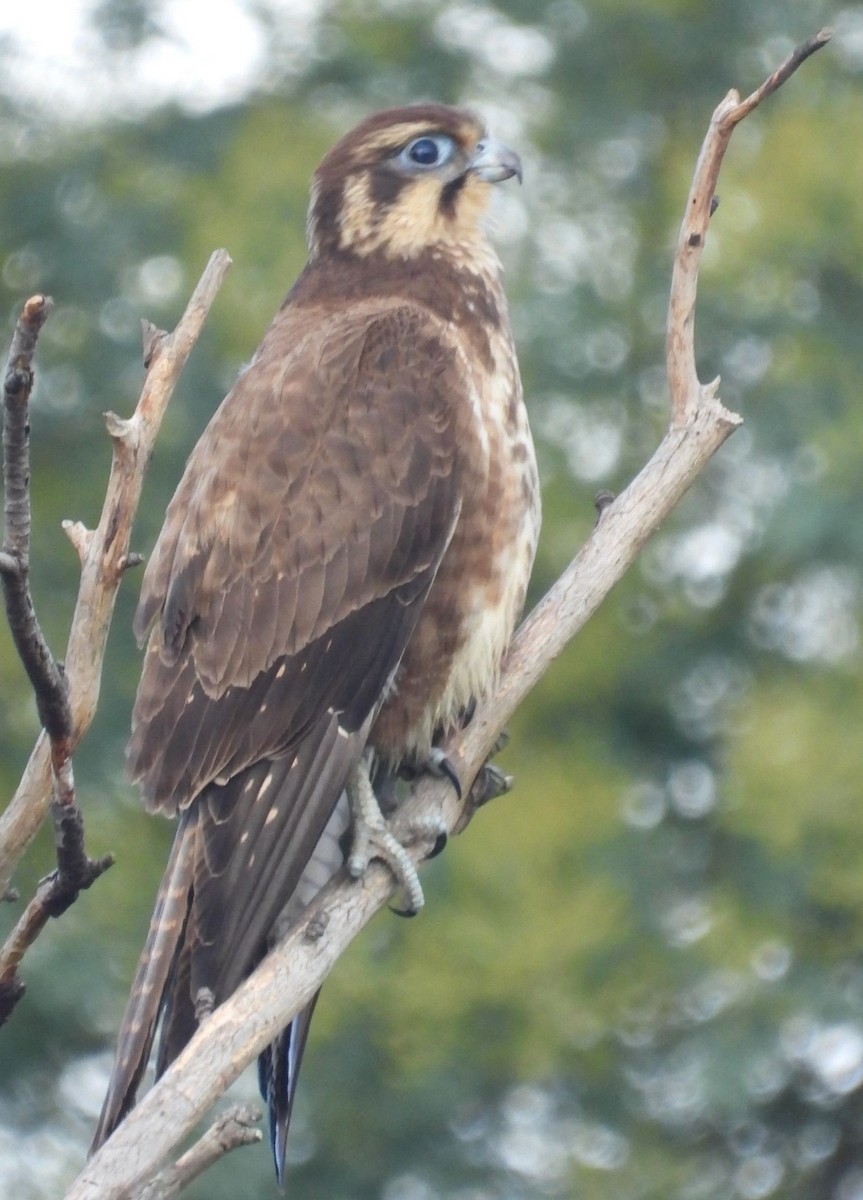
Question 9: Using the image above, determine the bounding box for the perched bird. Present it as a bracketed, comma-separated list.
[92, 102, 541, 1180]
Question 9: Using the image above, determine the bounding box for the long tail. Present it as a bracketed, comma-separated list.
[258, 791, 351, 1184]
[90, 810, 198, 1153]
[258, 994, 320, 1186]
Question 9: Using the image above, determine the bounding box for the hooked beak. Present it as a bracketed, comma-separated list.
[469, 136, 523, 184]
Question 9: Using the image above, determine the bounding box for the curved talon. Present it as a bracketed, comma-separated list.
[426, 747, 462, 800]
[426, 830, 448, 860]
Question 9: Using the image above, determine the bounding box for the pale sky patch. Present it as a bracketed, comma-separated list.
[0, 0, 323, 120]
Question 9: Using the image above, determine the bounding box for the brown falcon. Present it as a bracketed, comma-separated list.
[92, 103, 541, 1179]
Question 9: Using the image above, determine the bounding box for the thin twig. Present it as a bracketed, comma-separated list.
[727, 27, 832, 125]
[0, 822, 115, 1025]
[666, 28, 831, 425]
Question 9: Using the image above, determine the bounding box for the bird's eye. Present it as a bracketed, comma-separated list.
[409, 137, 442, 165]
[397, 134, 456, 171]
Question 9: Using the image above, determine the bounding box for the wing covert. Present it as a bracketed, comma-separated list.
[129, 301, 466, 812]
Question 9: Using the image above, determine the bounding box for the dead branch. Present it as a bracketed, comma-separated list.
[137, 1106, 262, 1200]
[1, 295, 69, 737]
[63, 32, 829, 1200]
[0, 250, 232, 904]
[0, 807, 116, 1024]
[667, 26, 832, 426]
[0, 254, 232, 1018]
[0, 295, 115, 1021]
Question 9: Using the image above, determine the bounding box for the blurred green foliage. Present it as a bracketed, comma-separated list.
[1, 1, 862, 1197]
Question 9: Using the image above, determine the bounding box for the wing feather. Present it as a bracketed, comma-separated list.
[129, 301, 465, 813]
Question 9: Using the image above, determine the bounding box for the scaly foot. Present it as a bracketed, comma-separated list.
[346, 756, 446, 914]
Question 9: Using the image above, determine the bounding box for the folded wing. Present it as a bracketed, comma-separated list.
[92, 300, 467, 1152]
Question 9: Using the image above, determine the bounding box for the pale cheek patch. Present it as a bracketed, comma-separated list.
[337, 169, 494, 264]
[338, 173, 377, 249]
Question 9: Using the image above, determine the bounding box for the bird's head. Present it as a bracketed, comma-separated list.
[306, 103, 522, 263]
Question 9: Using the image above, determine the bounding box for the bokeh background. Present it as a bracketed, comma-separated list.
[1, 1, 862, 1197]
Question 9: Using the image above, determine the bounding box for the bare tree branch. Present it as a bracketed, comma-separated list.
[0, 250, 233, 908]
[1, 295, 67, 737]
[667, 27, 832, 425]
[0, 254, 234, 1024]
[728, 27, 832, 124]
[0, 806, 116, 1024]
[0, 295, 115, 1021]
[63, 32, 829, 1200]
[137, 1105, 262, 1200]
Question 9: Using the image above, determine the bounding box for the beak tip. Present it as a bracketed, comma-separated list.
[470, 139, 524, 186]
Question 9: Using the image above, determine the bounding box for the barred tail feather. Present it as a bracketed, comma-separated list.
[90, 811, 198, 1153]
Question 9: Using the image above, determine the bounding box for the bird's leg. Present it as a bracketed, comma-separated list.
[392, 743, 463, 865]
[346, 754, 445, 914]
[347, 756, 423, 912]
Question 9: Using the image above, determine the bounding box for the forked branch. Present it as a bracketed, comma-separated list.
[667, 25, 832, 425]
[0, 295, 115, 1022]
[137, 1105, 262, 1200]
[0, 253, 233, 1019]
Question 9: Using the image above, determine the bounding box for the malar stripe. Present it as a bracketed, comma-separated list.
[369, 167, 406, 210]
[439, 172, 468, 218]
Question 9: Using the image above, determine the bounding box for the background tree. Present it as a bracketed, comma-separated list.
[0, 2, 861, 1198]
